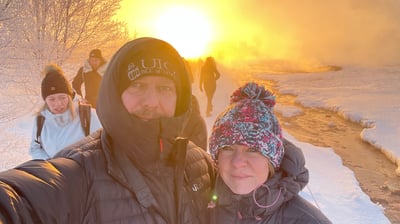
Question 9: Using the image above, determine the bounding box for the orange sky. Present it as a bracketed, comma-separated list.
[116, 0, 400, 67]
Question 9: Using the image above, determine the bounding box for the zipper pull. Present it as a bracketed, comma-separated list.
[159, 138, 164, 152]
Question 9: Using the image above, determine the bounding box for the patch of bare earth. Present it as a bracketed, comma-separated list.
[261, 81, 400, 224]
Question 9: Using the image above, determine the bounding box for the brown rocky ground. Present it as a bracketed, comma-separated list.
[260, 81, 400, 224]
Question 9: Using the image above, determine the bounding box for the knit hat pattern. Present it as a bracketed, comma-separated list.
[41, 64, 73, 100]
[209, 82, 285, 168]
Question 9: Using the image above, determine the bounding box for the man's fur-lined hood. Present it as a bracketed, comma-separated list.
[82, 59, 108, 76]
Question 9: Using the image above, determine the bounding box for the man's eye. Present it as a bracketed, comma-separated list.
[159, 86, 170, 91]
[128, 82, 147, 92]
[159, 86, 174, 92]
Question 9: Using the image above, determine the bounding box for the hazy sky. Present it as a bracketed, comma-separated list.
[117, 0, 400, 66]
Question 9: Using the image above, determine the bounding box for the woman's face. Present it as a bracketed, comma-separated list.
[45, 93, 69, 114]
[218, 144, 270, 195]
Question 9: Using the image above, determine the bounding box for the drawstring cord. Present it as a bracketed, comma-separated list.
[253, 184, 282, 208]
[306, 185, 321, 210]
[236, 184, 282, 220]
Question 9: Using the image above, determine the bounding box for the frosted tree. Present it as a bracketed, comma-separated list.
[16, 0, 127, 73]
[0, 0, 12, 48]
[0, 0, 129, 113]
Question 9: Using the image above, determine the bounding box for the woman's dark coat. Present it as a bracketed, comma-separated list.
[210, 139, 332, 224]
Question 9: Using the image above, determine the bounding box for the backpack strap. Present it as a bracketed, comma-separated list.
[35, 115, 45, 149]
[78, 103, 91, 136]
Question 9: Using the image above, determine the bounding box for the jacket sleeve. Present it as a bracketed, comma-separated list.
[72, 67, 84, 97]
[213, 64, 221, 80]
[28, 118, 50, 160]
[199, 67, 205, 91]
[0, 158, 87, 223]
[214, 70, 221, 80]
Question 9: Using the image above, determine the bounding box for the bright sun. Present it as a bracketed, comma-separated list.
[154, 6, 213, 59]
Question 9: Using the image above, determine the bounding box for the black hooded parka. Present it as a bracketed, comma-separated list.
[0, 37, 215, 224]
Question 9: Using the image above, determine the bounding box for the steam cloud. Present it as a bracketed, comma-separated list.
[209, 0, 400, 67]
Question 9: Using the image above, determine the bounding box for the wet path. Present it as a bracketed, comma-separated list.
[260, 80, 400, 223]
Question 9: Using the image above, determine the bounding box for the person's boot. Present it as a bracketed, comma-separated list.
[207, 101, 213, 116]
[206, 106, 212, 117]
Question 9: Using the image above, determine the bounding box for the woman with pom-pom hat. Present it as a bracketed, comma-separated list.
[29, 64, 102, 159]
[208, 82, 331, 224]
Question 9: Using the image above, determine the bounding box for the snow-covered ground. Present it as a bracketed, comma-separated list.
[193, 64, 397, 224]
[256, 65, 400, 175]
[1, 64, 397, 223]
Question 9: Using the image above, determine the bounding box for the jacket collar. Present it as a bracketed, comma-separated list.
[82, 59, 107, 76]
[101, 131, 157, 208]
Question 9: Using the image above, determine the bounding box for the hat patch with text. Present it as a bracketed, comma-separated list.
[127, 58, 177, 82]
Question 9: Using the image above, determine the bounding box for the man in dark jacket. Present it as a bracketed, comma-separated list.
[0, 37, 215, 224]
[72, 48, 107, 108]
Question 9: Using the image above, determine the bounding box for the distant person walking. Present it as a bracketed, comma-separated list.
[29, 64, 102, 160]
[199, 56, 221, 117]
[72, 49, 107, 108]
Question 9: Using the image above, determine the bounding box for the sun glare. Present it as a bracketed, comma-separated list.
[154, 6, 213, 59]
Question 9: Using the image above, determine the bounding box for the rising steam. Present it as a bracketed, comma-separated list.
[205, 0, 400, 68]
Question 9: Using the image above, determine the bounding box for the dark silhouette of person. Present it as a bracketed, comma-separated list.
[199, 56, 220, 117]
[72, 49, 107, 108]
